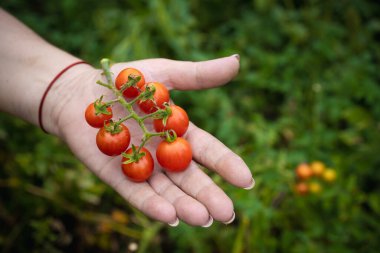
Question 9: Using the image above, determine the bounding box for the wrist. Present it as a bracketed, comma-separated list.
[40, 62, 96, 137]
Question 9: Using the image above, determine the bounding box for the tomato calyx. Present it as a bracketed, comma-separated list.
[104, 121, 123, 134]
[164, 129, 177, 143]
[122, 145, 146, 164]
[93, 96, 112, 116]
[119, 75, 142, 93]
[142, 103, 171, 122]
[154, 103, 172, 126]
[138, 84, 156, 103]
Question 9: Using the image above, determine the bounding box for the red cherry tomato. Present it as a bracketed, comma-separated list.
[115, 68, 145, 98]
[295, 163, 313, 180]
[96, 124, 131, 156]
[295, 182, 309, 195]
[85, 102, 112, 128]
[156, 137, 192, 172]
[121, 147, 154, 182]
[138, 82, 170, 114]
[153, 105, 189, 137]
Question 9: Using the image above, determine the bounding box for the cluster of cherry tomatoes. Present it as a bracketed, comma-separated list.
[85, 65, 192, 182]
[294, 161, 337, 196]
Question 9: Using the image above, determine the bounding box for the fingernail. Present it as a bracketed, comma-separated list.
[232, 54, 240, 61]
[223, 211, 235, 225]
[168, 218, 179, 227]
[244, 178, 255, 190]
[202, 216, 214, 228]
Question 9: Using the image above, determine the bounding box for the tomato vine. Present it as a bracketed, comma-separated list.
[84, 58, 192, 182]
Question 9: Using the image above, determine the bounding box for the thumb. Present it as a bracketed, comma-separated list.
[163, 54, 240, 90]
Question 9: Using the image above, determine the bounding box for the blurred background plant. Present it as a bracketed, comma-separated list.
[1, 0, 380, 252]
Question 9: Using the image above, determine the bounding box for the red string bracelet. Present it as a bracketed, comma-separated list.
[38, 60, 89, 133]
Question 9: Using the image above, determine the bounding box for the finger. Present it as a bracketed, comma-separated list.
[185, 123, 254, 189]
[148, 172, 210, 226]
[111, 54, 240, 90]
[164, 55, 240, 90]
[94, 158, 177, 224]
[166, 161, 234, 223]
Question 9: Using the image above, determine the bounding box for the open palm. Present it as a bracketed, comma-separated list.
[57, 55, 253, 226]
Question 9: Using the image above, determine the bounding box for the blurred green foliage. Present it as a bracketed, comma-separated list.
[1, 0, 380, 252]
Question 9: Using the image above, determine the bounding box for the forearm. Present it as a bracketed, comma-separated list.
[0, 8, 92, 134]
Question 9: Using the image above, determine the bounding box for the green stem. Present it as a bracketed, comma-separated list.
[129, 92, 145, 105]
[96, 80, 112, 89]
[120, 76, 141, 93]
[104, 98, 119, 106]
[140, 109, 166, 121]
[100, 58, 114, 85]
[116, 114, 135, 124]
[98, 58, 164, 160]
[136, 135, 150, 154]
[165, 130, 177, 143]
[136, 132, 165, 154]
[136, 117, 149, 134]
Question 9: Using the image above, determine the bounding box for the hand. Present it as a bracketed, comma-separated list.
[53, 55, 254, 226]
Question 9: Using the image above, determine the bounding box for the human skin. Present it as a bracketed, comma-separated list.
[0, 8, 254, 227]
